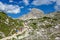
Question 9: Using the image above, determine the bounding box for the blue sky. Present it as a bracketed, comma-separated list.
[0, 0, 60, 18]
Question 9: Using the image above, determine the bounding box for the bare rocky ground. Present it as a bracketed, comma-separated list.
[19, 8, 60, 40]
[0, 8, 60, 40]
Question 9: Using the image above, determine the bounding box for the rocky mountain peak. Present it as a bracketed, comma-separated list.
[19, 8, 44, 20]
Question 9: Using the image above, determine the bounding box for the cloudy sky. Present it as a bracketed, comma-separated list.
[0, 0, 60, 18]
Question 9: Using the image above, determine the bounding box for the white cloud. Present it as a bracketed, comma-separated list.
[20, 6, 24, 8]
[50, 0, 56, 2]
[56, 0, 60, 5]
[32, 0, 60, 11]
[0, 2, 20, 14]
[55, 5, 60, 11]
[28, 8, 32, 10]
[23, 0, 29, 5]
[54, 0, 60, 11]
[32, 0, 52, 5]
[9, 0, 13, 2]
[32, 0, 57, 5]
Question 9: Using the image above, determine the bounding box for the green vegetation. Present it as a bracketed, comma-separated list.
[38, 18, 45, 22]
[44, 24, 52, 28]
[18, 20, 24, 26]
[0, 36, 3, 39]
[29, 22, 37, 30]
[0, 22, 13, 36]
[0, 12, 24, 37]
[43, 16, 51, 19]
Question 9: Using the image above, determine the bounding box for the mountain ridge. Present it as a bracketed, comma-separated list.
[19, 8, 45, 20]
[19, 8, 60, 20]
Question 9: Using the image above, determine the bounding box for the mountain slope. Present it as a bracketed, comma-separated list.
[19, 10, 60, 40]
[0, 10, 60, 40]
[20, 12, 60, 40]
[0, 12, 24, 39]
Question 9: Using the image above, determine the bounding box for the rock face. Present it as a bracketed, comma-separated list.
[19, 8, 44, 20]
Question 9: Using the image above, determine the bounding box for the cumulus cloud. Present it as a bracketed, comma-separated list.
[9, 0, 13, 2]
[0, 2, 20, 14]
[28, 8, 32, 11]
[23, 0, 29, 5]
[56, 0, 60, 5]
[55, 5, 60, 11]
[32, 0, 56, 5]
[32, 0, 50, 5]
[32, 0, 60, 6]
[54, 0, 60, 11]
[32, 0, 60, 11]
[20, 6, 24, 8]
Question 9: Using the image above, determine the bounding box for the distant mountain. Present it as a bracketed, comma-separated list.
[19, 8, 45, 20]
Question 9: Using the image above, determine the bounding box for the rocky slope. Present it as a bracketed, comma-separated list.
[19, 8, 60, 40]
[20, 11, 60, 40]
[0, 9, 60, 40]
